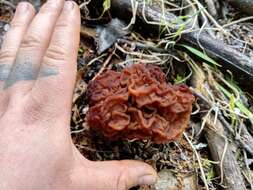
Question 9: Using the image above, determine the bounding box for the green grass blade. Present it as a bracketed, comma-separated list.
[181, 44, 221, 67]
[218, 84, 253, 123]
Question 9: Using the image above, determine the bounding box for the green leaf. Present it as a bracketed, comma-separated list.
[103, 0, 111, 14]
[181, 44, 221, 67]
[203, 159, 215, 183]
[219, 84, 253, 124]
[97, 0, 111, 19]
[174, 69, 192, 84]
[172, 24, 185, 40]
[229, 94, 237, 127]
[174, 74, 184, 84]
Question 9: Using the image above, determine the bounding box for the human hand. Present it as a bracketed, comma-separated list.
[0, 1, 157, 190]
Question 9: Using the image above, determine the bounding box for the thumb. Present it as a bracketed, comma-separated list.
[74, 159, 157, 190]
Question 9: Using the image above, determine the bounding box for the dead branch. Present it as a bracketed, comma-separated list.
[110, 0, 253, 93]
[205, 116, 247, 190]
[239, 123, 253, 155]
[189, 61, 248, 189]
[204, 0, 218, 18]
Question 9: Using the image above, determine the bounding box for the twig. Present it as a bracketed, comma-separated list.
[222, 16, 253, 28]
[204, 0, 218, 18]
[87, 54, 107, 66]
[79, 0, 91, 9]
[123, 0, 138, 30]
[242, 150, 253, 190]
[117, 38, 182, 61]
[183, 133, 209, 190]
[111, 0, 253, 92]
[92, 48, 115, 81]
[191, 87, 253, 156]
[205, 116, 247, 190]
[192, 0, 227, 35]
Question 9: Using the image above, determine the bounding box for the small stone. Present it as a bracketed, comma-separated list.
[153, 170, 178, 190]
[152, 170, 198, 190]
[3, 24, 10, 32]
[183, 175, 198, 190]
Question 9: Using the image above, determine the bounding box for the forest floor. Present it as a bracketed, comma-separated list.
[0, 0, 253, 190]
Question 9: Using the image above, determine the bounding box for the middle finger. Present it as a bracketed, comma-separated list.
[5, 0, 65, 97]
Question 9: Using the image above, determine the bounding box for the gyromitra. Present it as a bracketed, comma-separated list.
[86, 64, 194, 143]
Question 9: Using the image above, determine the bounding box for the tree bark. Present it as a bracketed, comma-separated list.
[190, 62, 248, 189]
[240, 124, 253, 155]
[205, 116, 247, 190]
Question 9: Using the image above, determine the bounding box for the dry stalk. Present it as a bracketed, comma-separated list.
[184, 133, 210, 190]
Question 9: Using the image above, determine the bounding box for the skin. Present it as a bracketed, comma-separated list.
[0, 1, 157, 190]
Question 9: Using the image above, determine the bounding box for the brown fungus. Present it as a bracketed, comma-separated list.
[86, 64, 195, 143]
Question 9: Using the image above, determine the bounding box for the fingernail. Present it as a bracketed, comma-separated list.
[63, 1, 75, 11]
[16, 2, 29, 13]
[47, 0, 62, 6]
[47, 0, 59, 3]
[138, 175, 157, 185]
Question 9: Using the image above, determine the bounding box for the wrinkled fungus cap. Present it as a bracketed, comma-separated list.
[86, 64, 195, 143]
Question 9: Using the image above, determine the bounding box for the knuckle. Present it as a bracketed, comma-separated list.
[116, 163, 129, 190]
[22, 94, 44, 124]
[0, 49, 16, 63]
[38, 79, 65, 96]
[55, 20, 70, 29]
[22, 93, 57, 125]
[10, 20, 26, 29]
[44, 45, 68, 62]
[20, 34, 42, 50]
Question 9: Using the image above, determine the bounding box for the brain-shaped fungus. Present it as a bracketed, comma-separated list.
[86, 64, 195, 143]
